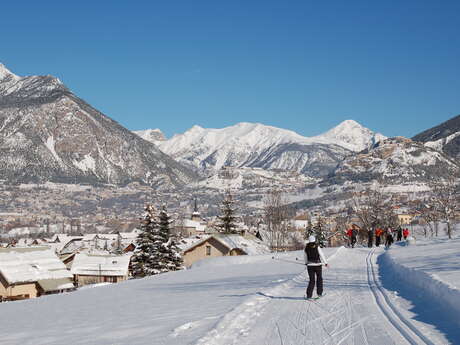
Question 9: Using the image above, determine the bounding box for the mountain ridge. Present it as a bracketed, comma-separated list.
[134, 120, 386, 177]
[412, 114, 460, 160]
[0, 63, 197, 187]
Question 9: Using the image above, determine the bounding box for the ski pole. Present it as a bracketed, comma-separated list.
[271, 257, 305, 266]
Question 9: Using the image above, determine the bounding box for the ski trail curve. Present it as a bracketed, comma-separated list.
[366, 249, 436, 345]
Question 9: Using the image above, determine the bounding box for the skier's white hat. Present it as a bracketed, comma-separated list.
[308, 235, 316, 243]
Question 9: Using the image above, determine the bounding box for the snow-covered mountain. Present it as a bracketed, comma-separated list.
[133, 128, 166, 143]
[412, 114, 460, 160]
[327, 136, 460, 185]
[0, 63, 197, 187]
[135, 120, 385, 177]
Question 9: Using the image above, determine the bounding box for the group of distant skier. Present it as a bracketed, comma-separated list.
[302, 225, 411, 300]
[346, 225, 410, 249]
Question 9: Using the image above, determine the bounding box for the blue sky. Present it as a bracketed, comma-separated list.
[1, 1, 459, 138]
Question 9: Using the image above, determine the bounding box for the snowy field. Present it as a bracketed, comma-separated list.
[1, 239, 459, 345]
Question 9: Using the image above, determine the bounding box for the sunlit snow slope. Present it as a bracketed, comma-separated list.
[1, 241, 456, 345]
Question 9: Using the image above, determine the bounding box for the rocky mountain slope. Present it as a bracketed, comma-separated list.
[136, 120, 385, 177]
[412, 114, 460, 160]
[0, 63, 196, 187]
[327, 136, 460, 185]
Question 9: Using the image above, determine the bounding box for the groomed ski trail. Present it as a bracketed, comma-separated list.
[194, 247, 437, 345]
[366, 249, 436, 345]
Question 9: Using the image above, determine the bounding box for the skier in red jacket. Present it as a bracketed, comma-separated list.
[403, 228, 410, 240]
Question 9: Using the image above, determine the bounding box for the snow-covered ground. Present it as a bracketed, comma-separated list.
[1, 238, 459, 345]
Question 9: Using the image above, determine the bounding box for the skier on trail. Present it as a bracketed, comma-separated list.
[304, 235, 328, 299]
[346, 227, 358, 248]
[375, 228, 383, 247]
[367, 227, 374, 248]
[403, 228, 410, 240]
[385, 232, 394, 249]
[396, 226, 403, 241]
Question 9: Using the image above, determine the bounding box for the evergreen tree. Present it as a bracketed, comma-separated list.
[131, 204, 181, 277]
[307, 216, 327, 247]
[217, 190, 238, 234]
[158, 205, 183, 271]
[130, 204, 160, 277]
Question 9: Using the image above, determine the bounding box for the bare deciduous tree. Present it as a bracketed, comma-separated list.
[429, 177, 460, 239]
[351, 186, 398, 241]
[264, 189, 291, 251]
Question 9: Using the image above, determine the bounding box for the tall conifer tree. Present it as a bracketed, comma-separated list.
[131, 204, 160, 277]
[158, 205, 183, 271]
[217, 190, 238, 234]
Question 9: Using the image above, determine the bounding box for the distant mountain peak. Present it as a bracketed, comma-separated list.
[0, 63, 18, 80]
[133, 128, 166, 142]
[315, 119, 386, 151]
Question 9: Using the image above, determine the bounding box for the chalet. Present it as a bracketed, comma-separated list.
[180, 234, 269, 268]
[71, 253, 132, 287]
[0, 247, 74, 301]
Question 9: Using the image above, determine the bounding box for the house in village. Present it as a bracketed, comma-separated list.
[71, 253, 132, 287]
[180, 234, 269, 268]
[0, 247, 74, 301]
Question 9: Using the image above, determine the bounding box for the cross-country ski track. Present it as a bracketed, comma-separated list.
[195, 247, 442, 345]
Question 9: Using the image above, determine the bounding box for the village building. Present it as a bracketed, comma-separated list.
[291, 213, 310, 230]
[71, 253, 132, 287]
[174, 200, 210, 237]
[397, 213, 415, 225]
[0, 247, 74, 301]
[180, 234, 269, 268]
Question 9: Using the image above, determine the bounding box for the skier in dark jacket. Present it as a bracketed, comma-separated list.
[385, 232, 394, 248]
[367, 228, 374, 248]
[304, 235, 328, 299]
[396, 227, 403, 241]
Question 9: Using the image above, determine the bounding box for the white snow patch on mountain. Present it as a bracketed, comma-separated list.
[133, 128, 166, 143]
[45, 136, 63, 164]
[73, 154, 96, 172]
[425, 131, 460, 151]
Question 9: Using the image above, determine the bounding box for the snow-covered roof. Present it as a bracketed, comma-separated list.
[182, 234, 269, 255]
[183, 219, 207, 232]
[215, 234, 269, 255]
[71, 253, 132, 277]
[177, 235, 211, 251]
[119, 230, 140, 239]
[0, 247, 73, 285]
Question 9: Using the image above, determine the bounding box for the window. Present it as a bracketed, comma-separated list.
[206, 245, 211, 256]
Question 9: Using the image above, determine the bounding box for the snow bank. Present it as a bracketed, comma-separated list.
[380, 243, 460, 321]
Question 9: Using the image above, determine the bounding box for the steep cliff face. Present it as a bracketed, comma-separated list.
[0, 64, 197, 187]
